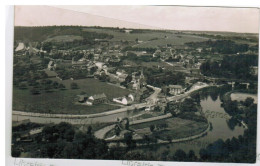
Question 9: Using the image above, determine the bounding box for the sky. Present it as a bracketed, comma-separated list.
[14, 5, 260, 33]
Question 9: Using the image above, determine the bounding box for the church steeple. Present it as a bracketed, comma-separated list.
[139, 68, 146, 88]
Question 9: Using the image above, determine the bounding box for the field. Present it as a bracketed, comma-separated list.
[12, 78, 132, 114]
[131, 117, 208, 140]
[133, 34, 209, 48]
[44, 35, 83, 42]
[82, 28, 169, 41]
[82, 28, 210, 46]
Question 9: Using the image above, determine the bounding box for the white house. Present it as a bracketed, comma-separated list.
[169, 85, 183, 95]
[113, 94, 134, 105]
[47, 61, 56, 71]
[86, 93, 107, 106]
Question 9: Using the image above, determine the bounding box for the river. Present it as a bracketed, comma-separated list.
[12, 87, 252, 157]
[138, 94, 246, 157]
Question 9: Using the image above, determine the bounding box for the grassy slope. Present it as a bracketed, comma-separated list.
[82, 28, 210, 47]
[12, 78, 132, 114]
[131, 117, 208, 140]
[44, 35, 83, 42]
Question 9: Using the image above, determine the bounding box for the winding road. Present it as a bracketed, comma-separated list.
[12, 83, 210, 124]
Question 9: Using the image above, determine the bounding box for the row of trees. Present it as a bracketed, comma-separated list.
[30, 79, 66, 95]
[55, 66, 97, 80]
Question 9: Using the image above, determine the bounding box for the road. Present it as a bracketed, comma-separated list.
[12, 83, 210, 123]
[107, 121, 210, 147]
[12, 85, 161, 119]
[94, 124, 116, 139]
[95, 113, 172, 140]
[146, 85, 161, 104]
[13, 102, 148, 119]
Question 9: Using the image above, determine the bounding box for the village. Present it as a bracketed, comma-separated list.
[11, 26, 258, 160]
[13, 35, 204, 107]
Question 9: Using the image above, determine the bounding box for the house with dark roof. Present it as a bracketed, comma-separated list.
[76, 94, 89, 103]
[86, 93, 107, 105]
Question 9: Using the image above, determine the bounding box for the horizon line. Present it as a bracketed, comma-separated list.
[14, 25, 259, 34]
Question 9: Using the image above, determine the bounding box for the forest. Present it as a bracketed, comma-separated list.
[186, 40, 250, 54]
[200, 54, 258, 80]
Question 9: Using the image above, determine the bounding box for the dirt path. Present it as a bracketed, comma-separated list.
[94, 124, 116, 139]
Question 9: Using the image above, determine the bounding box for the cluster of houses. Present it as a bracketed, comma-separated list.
[14, 42, 47, 56]
[77, 93, 136, 106]
[168, 85, 184, 95]
[77, 93, 107, 106]
[47, 60, 57, 71]
[113, 94, 134, 105]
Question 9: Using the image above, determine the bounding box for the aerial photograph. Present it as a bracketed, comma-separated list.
[11, 5, 258, 163]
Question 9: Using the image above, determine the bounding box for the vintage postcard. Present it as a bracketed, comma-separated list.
[10, 5, 259, 164]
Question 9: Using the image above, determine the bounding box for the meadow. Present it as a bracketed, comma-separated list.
[82, 28, 210, 47]
[131, 117, 208, 140]
[12, 78, 132, 114]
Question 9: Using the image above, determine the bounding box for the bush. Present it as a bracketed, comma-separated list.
[70, 82, 79, 89]
[31, 88, 41, 95]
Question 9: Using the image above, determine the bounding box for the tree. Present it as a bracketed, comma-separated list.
[99, 72, 107, 82]
[162, 86, 170, 95]
[125, 75, 132, 83]
[166, 135, 172, 143]
[174, 149, 187, 161]
[87, 126, 92, 135]
[88, 53, 94, 60]
[244, 97, 254, 107]
[44, 84, 53, 92]
[161, 150, 170, 161]
[135, 38, 138, 43]
[153, 106, 161, 112]
[124, 118, 130, 130]
[188, 150, 197, 161]
[70, 82, 79, 89]
[42, 42, 52, 53]
[180, 98, 198, 112]
[150, 124, 155, 132]
[18, 82, 27, 89]
[52, 81, 59, 89]
[30, 88, 41, 95]
[11, 147, 21, 157]
[124, 132, 136, 149]
[58, 83, 66, 90]
[199, 149, 209, 160]
[115, 126, 120, 136]
[42, 125, 59, 142]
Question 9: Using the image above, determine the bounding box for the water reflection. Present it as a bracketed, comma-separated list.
[138, 86, 245, 156]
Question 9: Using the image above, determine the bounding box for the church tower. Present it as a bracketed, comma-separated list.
[139, 69, 146, 88]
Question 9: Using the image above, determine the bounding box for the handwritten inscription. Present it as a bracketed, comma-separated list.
[122, 160, 163, 166]
[182, 140, 210, 149]
[14, 158, 53, 166]
[204, 110, 229, 120]
[257, 153, 260, 160]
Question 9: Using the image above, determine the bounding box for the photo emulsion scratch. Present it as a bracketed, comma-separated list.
[11, 5, 259, 163]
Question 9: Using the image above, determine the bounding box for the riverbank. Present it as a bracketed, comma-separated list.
[94, 113, 172, 139]
[223, 90, 258, 103]
[107, 121, 210, 148]
[12, 83, 211, 124]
